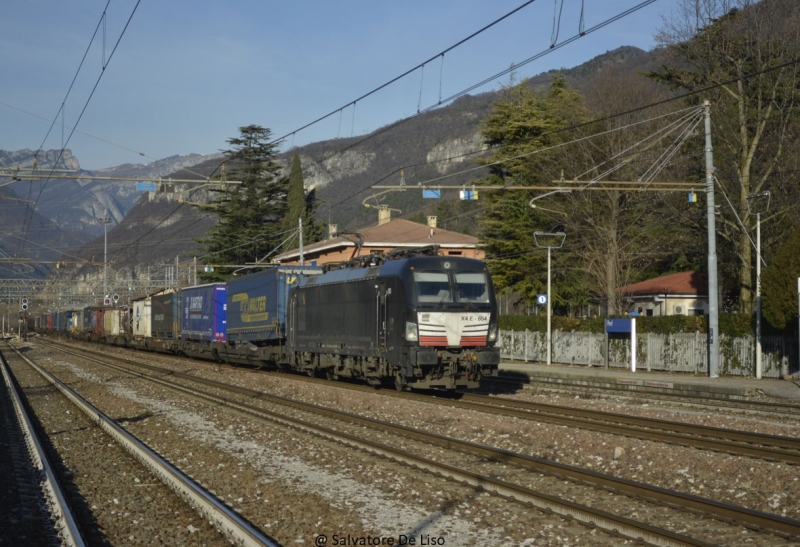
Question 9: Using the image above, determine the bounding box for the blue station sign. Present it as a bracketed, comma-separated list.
[605, 318, 634, 334]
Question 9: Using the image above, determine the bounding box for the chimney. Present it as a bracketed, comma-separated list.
[328, 223, 338, 239]
[427, 216, 437, 228]
[378, 207, 392, 226]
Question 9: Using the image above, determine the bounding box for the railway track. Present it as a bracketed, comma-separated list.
[3, 342, 278, 547]
[259, 371, 800, 464]
[0, 349, 84, 547]
[37, 339, 800, 546]
[486, 374, 800, 416]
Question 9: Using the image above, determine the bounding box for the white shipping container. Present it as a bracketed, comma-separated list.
[133, 298, 152, 337]
[104, 309, 121, 336]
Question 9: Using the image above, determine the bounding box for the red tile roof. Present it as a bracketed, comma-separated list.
[620, 271, 708, 296]
[276, 218, 478, 260]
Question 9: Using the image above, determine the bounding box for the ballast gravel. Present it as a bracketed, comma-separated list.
[18, 338, 800, 546]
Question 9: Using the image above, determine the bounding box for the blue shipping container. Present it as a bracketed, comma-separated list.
[226, 266, 321, 342]
[181, 283, 227, 342]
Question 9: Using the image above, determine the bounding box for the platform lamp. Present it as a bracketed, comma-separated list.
[746, 191, 770, 379]
[534, 231, 567, 366]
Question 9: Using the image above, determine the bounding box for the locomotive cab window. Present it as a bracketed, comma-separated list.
[454, 272, 490, 303]
[413, 272, 452, 303]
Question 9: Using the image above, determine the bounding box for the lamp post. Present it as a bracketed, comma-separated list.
[746, 191, 770, 379]
[100, 210, 112, 300]
[534, 231, 566, 366]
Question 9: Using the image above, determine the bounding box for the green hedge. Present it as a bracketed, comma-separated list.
[498, 313, 757, 336]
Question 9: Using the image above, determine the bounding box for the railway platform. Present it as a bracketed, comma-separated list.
[498, 361, 800, 401]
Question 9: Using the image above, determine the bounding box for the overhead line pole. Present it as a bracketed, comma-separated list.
[704, 100, 720, 378]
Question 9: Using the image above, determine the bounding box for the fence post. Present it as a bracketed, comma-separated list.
[524, 329, 528, 362]
[511, 330, 516, 360]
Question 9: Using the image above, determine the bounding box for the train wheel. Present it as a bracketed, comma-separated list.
[394, 373, 407, 392]
[325, 369, 334, 381]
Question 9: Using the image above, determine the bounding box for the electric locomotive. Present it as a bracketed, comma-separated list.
[286, 252, 500, 390]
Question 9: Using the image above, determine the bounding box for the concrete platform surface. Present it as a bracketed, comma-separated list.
[498, 361, 800, 401]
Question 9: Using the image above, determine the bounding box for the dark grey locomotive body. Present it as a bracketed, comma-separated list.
[287, 255, 499, 390]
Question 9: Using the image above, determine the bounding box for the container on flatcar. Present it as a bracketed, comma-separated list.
[68, 309, 83, 333]
[103, 308, 121, 337]
[119, 306, 132, 336]
[56, 311, 67, 332]
[83, 307, 94, 334]
[92, 308, 105, 337]
[132, 297, 152, 338]
[151, 291, 181, 339]
[46, 314, 53, 331]
[180, 283, 226, 342]
[214, 266, 321, 366]
[226, 266, 321, 343]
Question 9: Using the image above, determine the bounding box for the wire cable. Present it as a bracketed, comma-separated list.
[269, 0, 540, 145]
[15, 0, 142, 259]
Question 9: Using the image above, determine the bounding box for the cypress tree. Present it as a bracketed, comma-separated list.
[280, 152, 324, 252]
[761, 226, 800, 330]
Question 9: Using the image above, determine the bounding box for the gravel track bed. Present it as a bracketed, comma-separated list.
[142, 358, 799, 521]
[161, 369, 795, 545]
[485, 378, 800, 420]
[33, 339, 637, 546]
[44, 339, 800, 544]
[5, 348, 229, 546]
[0, 351, 56, 546]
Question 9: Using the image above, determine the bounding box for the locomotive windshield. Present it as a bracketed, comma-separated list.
[414, 272, 452, 303]
[454, 272, 490, 303]
[413, 270, 490, 306]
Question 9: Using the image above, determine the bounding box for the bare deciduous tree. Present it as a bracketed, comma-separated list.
[652, 0, 800, 313]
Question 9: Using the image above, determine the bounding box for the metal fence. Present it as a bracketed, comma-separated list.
[499, 329, 799, 378]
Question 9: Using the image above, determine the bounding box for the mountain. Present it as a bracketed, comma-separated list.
[295, 45, 657, 230]
[0, 150, 222, 284]
[3, 45, 659, 294]
[0, 150, 223, 238]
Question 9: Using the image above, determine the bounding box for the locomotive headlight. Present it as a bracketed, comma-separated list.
[488, 323, 498, 342]
[405, 321, 419, 342]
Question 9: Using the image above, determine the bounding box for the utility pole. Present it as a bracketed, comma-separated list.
[299, 218, 304, 266]
[100, 210, 112, 299]
[704, 100, 720, 378]
[534, 231, 566, 366]
[747, 191, 770, 379]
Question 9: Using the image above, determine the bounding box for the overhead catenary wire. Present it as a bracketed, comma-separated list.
[36, 0, 797, 282]
[88, 0, 660, 257]
[316, 47, 800, 221]
[15, 0, 142, 258]
[269, 0, 540, 146]
[714, 175, 767, 268]
[33, 0, 112, 166]
[571, 106, 705, 190]
[638, 111, 705, 188]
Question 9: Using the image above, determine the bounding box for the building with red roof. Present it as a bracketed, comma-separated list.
[619, 271, 708, 316]
[273, 217, 483, 266]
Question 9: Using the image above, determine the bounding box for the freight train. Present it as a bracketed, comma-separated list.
[36, 250, 500, 390]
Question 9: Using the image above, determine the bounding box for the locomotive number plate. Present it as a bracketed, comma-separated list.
[461, 314, 488, 322]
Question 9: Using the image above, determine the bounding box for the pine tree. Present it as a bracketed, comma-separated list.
[477, 75, 590, 312]
[195, 125, 287, 281]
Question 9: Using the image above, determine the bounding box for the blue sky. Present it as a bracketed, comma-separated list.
[0, 0, 681, 171]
